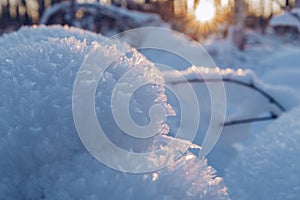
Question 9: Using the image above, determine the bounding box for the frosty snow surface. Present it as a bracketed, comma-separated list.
[0, 26, 229, 200]
[226, 107, 300, 200]
[1, 24, 300, 200]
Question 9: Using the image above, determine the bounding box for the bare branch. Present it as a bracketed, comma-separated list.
[223, 113, 278, 126]
[167, 78, 286, 112]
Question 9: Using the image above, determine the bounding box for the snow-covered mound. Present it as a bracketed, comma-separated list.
[292, 8, 300, 18]
[0, 25, 121, 49]
[163, 66, 299, 174]
[0, 26, 229, 199]
[40, 2, 168, 36]
[270, 11, 300, 31]
[225, 107, 300, 200]
[165, 66, 299, 118]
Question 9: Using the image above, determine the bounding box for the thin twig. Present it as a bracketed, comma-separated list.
[168, 77, 284, 126]
[223, 114, 278, 126]
[167, 78, 286, 112]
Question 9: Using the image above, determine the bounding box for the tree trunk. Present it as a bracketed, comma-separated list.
[234, 0, 245, 26]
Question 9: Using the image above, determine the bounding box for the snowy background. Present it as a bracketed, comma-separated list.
[1, 1, 300, 200]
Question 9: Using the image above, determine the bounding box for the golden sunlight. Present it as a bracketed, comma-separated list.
[195, 0, 216, 23]
[220, 0, 230, 8]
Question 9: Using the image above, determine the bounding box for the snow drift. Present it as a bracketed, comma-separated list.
[225, 106, 300, 200]
[0, 26, 229, 200]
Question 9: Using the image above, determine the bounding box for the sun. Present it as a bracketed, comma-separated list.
[179, 0, 232, 40]
[195, 0, 216, 23]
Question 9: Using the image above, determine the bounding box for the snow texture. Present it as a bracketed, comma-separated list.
[225, 106, 300, 200]
[0, 26, 229, 200]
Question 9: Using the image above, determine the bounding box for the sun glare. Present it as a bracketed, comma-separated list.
[195, 0, 216, 23]
[221, 0, 229, 8]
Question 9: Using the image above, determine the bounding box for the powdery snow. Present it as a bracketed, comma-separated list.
[225, 106, 300, 200]
[0, 26, 229, 200]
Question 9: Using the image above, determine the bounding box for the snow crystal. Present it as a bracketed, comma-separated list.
[0, 26, 229, 200]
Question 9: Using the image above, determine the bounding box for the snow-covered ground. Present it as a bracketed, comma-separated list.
[133, 28, 300, 175]
[225, 107, 300, 200]
[114, 25, 300, 198]
[207, 29, 300, 199]
[0, 24, 300, 200]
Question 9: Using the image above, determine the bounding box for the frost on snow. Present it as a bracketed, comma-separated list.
[225, 107, 300, 200]
[0, 26, 229, 199]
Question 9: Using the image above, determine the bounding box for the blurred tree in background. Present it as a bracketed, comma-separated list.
[0, 0, 299, 36]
